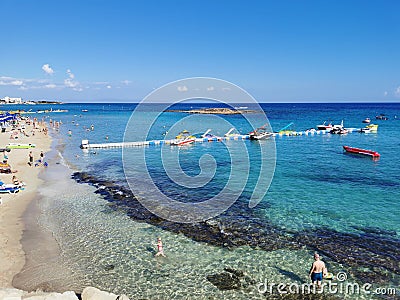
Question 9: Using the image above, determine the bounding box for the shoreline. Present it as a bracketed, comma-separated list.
[0, 117, 52, 288]
[12, 139, 75, 292]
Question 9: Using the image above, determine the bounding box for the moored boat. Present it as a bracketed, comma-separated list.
[362, 118, 371, 123]
[317, 121, 333, 130]
[376, 114, 388, 120]
[358, 124, 378, 133]
[249, 124, 273, 140]
[170, 130, 196, 146]
[343, 145, 380, 158]
[330, 120, 348, 134]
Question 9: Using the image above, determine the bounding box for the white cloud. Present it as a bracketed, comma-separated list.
[177, 85, 188, 92]
[64, 78, 78, 88]
[106, 85, 112, 89]
[45, 84, 57, 89]
[64, 69, 81, 91]
[207, 86, 215, 91]
[121, 80, 132, 85]
[384, 91, 388, 96]
[42, 64, 54, 75]
[0, 76, 24, 86]
[66, 69, 75, 79]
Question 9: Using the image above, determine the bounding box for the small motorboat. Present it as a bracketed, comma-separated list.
[331, 128, 348, 134]
[362, 118, 371, 123]
[358, 124, 378, 133]
[317, 121, 333, 130]
[249, 124, 273, 140]
[170, 130, 196, 146]
[376, 114, 388, 120]
[343, 145, 380, 158]
[330, 120, 348, 134]
[366, 124, 378, 131]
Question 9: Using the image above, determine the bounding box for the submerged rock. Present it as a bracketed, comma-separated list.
[206, 271, 241, 290]
[104, 264, 115, 271]
[224, 267, 244, 278]
[72, 172, 400, 286]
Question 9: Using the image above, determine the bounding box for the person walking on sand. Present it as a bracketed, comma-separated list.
[309, 252, 327, 288]
[28, 151, 34, 166]
[155, 237, 166, 257]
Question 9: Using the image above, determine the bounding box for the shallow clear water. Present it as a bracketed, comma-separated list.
[6, 102, 399, 299]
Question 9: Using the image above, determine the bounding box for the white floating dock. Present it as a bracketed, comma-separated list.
[80, 135, 251, 149]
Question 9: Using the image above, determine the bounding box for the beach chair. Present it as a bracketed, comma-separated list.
[0, 162, 12, 173]
[0, 182, 20, 194]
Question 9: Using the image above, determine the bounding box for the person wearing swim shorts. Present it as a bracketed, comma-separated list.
[155, 237, 166, 257]
[309, 252, 327, 288]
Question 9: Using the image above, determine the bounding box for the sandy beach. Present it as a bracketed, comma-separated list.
[0, 116, 51, 288]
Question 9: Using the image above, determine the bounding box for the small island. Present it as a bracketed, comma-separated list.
[166, 108, 258, 115]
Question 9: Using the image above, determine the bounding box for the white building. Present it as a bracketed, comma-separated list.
[0, 96, 23, 104]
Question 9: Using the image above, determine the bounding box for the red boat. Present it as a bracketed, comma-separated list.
[343, 146, 380, 158]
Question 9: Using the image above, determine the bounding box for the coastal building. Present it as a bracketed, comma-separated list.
[0, 96, 23, 104]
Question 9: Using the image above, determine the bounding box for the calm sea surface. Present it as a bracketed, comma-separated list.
[5, 102, 400, 299]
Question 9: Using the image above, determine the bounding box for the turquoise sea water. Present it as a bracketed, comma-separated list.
[5, 102, 400, 299]
[48, 102, 400, 233]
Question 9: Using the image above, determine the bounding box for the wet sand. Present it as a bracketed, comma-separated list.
[12, 145, 85, 292]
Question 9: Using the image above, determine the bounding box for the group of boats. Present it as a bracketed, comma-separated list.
[317, 120, 379, 135]
[171, 117, 383, 146]
[170, 128, 245, 146]
[170, 124, 277, 146]
[170, 121, 382, 160]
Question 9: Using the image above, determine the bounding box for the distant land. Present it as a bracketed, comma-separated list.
[35, 100, 63, 104]
[165, 108, 259, 115]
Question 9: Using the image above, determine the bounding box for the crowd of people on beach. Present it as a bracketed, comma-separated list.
[0, 114, 51, 201]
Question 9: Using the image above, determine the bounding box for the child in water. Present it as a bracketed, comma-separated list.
[155, 237, 166, 257]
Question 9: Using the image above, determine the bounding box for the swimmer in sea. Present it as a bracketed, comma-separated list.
[155, 237, 166, 257]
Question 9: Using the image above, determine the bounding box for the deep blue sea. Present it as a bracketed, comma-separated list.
[4, 102, 400, 299]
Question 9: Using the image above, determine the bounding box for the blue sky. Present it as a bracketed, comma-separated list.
[1, 0, 399, 102]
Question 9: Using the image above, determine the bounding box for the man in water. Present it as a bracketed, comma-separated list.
[309, 252, 327, 288]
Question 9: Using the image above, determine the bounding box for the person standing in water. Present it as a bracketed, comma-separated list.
[309, 252, 327, 288]
[155, 237, 166, 257]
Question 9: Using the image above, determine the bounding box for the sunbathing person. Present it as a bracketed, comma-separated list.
[12, 176, 25, 187]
